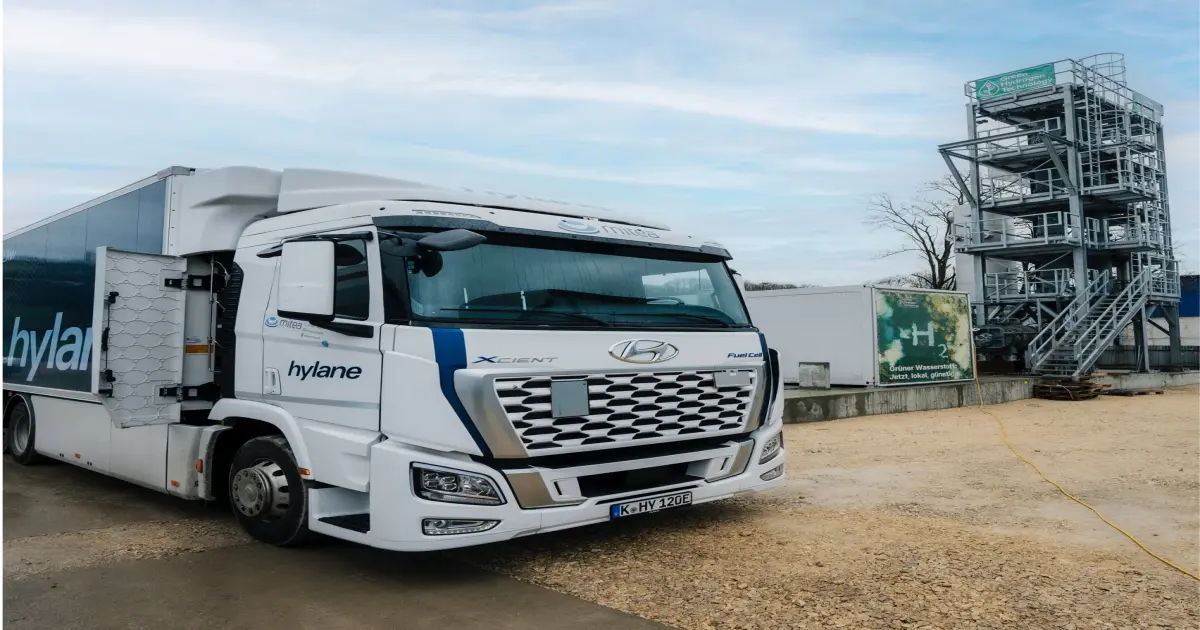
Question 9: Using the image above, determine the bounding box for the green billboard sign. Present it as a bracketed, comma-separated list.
[974, 64, 1056, 99]
[875, 289, 974, 386]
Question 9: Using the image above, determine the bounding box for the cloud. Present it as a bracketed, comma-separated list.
[4, 0, 1197, 286]
[3, 6, 956, 137]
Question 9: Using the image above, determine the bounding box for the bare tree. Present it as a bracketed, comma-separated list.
[872, 274, 921, 288]
[743, 281, 818, 291]
[866, 174, 964, 290]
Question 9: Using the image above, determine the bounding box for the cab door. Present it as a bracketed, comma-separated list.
[260, 229, 384, 432]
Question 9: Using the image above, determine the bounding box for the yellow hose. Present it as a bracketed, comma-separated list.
[972, 375, 1198, 581]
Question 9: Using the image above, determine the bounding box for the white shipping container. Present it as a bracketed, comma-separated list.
[747, 285, 975, 387]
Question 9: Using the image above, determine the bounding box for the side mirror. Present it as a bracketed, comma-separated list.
[417, 229, 486, 252]
[278, 240, 335, 321]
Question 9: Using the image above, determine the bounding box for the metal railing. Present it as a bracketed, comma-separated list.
[974, 117, 1064, 158]
[1070, 268, 1152, 376]
[1087, 215, 1167, 250]
[1134, 255, 1182, 298]
[956, 211, 1081, 250]
[1025, 270, 1113, 372]
[979, 167, 1072, 206]
[983, 269, 1074, 302]
[1078, 145, 1162, 198]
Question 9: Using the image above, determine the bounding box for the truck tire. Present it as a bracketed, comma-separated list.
[228, 435, 310, 547]
[5, 397, 43, 465]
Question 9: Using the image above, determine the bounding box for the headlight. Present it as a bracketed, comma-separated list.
[759, 432, 783, 464]
[412, 464, 505, 505]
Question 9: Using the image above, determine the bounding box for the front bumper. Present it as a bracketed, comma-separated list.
[321, 425, 786, 552]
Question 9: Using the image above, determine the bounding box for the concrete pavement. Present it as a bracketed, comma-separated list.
[3, 459, 668, 630]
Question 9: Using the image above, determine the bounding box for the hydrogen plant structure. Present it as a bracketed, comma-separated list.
[940, 53, 1182, 377]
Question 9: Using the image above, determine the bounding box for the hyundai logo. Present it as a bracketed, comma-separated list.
[608, 339, 679, 364]
[558, 219, 600, 234]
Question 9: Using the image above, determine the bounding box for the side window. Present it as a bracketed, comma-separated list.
[334, 240, 370, 320]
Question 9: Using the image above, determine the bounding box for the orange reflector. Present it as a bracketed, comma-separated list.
[195, 459, 204, 473]
[185, 343, 212, 354]
[170, 480, 180, 487]
[298, 468, 311, 476]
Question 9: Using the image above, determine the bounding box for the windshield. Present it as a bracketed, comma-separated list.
[387, 236, 750, 329]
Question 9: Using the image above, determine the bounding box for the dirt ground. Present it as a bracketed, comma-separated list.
[469, 386, 1200, 630]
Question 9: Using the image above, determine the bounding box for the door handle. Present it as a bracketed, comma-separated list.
[263, 368, 281, 395]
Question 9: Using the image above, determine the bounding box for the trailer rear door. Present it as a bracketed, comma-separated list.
[90, 247, 188, 428]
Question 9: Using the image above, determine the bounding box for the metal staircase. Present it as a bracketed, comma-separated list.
[1026, 268, 1151, 377]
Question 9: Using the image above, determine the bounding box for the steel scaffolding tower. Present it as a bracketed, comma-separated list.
[940, 53, 1183, 378]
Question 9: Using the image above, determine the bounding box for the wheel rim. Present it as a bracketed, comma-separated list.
[11, 406, 31, 455]
[231, 458, 291, 520]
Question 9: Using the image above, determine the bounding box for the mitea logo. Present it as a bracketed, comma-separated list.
[558, 219, 662, 239]
[6, 315, 93, 381]
[727, 352, 763, 359]
[558, 219, 600, 234]
[609, 339, 678, 364]
[473, 356, 557, 364]
[287, 360, 362, 380]
[266, 316, 303, 330]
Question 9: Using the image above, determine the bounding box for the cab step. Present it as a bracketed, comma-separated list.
[318, 513, 371, 533]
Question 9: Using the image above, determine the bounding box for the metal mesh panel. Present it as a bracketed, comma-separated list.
[101, 250, 186, 427]
[493, 369, 757, 453]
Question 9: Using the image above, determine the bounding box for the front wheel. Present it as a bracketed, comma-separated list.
[5, 398, 43, 465]
[228, 435, 309, 546]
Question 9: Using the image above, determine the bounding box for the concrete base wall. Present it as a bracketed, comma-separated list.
[1094, 371, 1200, 390]
[779, 372, 1197, 424]
[782, 377, 1035, 423]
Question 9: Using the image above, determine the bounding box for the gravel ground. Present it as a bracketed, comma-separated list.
[468, 386, 1200, 630]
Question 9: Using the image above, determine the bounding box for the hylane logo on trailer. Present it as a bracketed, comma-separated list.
[608, 339, 679, 364]
[5, 314, 93, 382]
[557, 219, 600, 234]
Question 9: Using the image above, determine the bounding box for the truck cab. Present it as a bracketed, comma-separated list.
[4, 166, 786, 551]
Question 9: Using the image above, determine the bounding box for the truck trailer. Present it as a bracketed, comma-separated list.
[2, 166, 786, 550]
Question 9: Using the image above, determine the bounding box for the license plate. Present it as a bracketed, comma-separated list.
[610, 491, 693, 519]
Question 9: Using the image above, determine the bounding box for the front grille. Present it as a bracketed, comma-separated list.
[493, 370, 757, 453]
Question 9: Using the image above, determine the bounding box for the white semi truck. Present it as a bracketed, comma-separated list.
[2, 166, 786, 550]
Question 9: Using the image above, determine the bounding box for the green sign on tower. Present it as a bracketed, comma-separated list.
[974, 63, 1056, 99]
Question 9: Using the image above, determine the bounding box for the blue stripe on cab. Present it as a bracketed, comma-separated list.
[757, 332, 773, 427]
[430, 327, 492, 458]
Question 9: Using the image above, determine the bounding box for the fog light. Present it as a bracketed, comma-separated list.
[422, 518, 500, 536]
[759, 432, 783, 464]
[760, 463, 784, 481]
[413, 464, 505, 505]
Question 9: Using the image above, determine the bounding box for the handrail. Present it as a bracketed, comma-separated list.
[1071, 268, 1151, 374]
[958, 211, 1081, 249]
[1025, 269, 1111, 371]
[984, 269, 1073, 301]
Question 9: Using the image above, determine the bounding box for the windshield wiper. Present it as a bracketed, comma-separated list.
[602, 312, 737, 327]
[434, 307, 610, 326]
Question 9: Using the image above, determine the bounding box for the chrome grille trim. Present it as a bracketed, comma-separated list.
[493, 369, 760, 455]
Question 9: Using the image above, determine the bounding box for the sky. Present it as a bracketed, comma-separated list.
[3, 0, 1198, 285]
